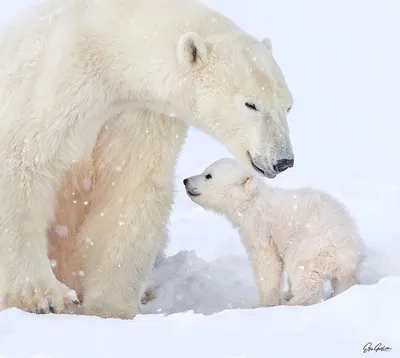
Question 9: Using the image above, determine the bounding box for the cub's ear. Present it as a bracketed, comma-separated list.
[177, 32, 208, 68]
[241, 175, 253, 186]
[241, 174, 258, 192]
[261, 37, 273, 52]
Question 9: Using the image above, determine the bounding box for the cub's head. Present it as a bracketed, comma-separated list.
[183, 158, 258, 214]
[177, 31, 294, 179]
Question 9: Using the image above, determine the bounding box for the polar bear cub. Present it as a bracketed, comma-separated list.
[183, 158, 360, 307]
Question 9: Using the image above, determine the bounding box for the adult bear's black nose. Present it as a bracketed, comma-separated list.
[273, 159, 294, 173]
[183, 178, 189, 186]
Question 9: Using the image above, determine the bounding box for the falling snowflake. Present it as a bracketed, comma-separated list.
[55, 225, 68, 237]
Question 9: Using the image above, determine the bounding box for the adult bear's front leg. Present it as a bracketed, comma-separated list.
[0, 163, 80, 313]
[0, 137, 95, 313]
[80, 178, 172, 319]
[79, 109, 186, 319]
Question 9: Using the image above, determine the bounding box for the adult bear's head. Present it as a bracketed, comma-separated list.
[176, 31, 294, 178]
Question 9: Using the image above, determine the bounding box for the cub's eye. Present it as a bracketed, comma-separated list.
[205, 174, 212, 179]
[245, 102, 258, 111]
[287, 106, 292, 113]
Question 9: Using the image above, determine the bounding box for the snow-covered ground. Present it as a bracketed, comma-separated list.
[1, 277, 399, 358]
[1, 0, 400, 357]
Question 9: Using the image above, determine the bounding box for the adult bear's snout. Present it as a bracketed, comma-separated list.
[273, 159, 294, 173]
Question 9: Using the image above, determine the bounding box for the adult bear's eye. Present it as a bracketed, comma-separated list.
[287, 106, 292, 113]
[205, 174, 212, 179]
[245, 102, 258, 111]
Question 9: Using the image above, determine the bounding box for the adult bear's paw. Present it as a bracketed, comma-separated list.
[1, 269, 79, 314]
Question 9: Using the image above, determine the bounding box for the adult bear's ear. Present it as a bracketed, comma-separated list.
[261, 37, 273, 52]
[177, 32, 208, 68]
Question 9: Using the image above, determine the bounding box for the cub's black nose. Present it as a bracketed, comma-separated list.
[273, 159, 294, 173]
[183, 178, 189, 186]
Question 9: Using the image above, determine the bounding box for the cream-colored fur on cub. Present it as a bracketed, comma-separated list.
[184, 158, 360, 306]
[0, 0, 294, 318]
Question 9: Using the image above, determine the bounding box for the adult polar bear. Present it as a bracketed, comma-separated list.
[0, 0, 294, 318]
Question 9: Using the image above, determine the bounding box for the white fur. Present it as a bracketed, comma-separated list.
[261, 38, 273, 52]
[0, 0, 294, 318]
[185, 158, 360, 307]
[153, 228, 170, 269]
